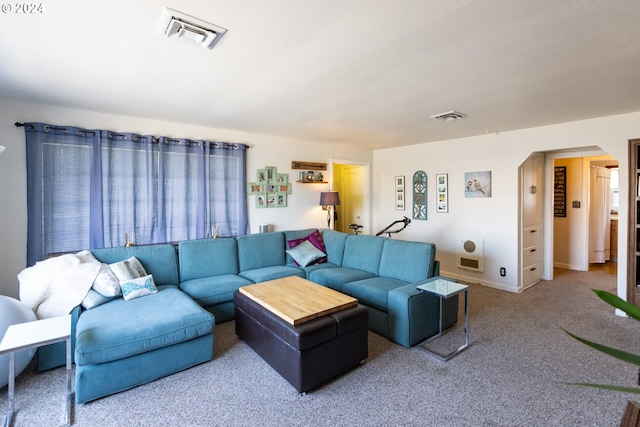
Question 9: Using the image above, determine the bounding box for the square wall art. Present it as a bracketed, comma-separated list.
[464, 171, 491, 198]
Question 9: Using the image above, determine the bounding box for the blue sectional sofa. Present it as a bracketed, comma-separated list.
[38, 228, 457, 403]
[178, 229, 458, 347]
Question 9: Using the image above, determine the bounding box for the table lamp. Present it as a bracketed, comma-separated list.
[319, 191, 340, 228]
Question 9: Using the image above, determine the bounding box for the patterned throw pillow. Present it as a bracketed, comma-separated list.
[287, 229, 328, 266]
[285, 240, 327, 267]
[109, 256, 147, 281]
[92, 263, 122, 297]
[120, 274, 158, 301]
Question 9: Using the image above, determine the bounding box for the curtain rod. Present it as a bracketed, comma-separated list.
[13, 122, 250, 149]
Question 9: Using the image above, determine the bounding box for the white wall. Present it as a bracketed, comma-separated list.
[373, 112, 640, 296]
[0, 99, 372, 298]
[2, 98, 638, 300]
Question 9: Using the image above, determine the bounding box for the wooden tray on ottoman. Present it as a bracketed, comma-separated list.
[238, 276, 357, 325]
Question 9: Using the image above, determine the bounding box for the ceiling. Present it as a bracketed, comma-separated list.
[1, 0, 639, 150]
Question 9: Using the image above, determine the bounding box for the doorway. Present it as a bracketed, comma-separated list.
[542, 148, 619, 281]
[330, 160, 370, 234]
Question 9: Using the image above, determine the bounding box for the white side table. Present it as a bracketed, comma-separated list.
[417, 278, 469, 361]
[0, 315, 72, 427]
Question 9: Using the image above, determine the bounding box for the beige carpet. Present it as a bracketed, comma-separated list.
[2, 268, 638, 426]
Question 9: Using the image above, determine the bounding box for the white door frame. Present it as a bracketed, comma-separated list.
[329, 159, 371, 235]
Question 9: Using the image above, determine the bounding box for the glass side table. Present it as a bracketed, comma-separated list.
[417, 278, 469, 361]
[0, 314, 72, 427]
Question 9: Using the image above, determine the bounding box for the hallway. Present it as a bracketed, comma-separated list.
[588, 260, 617, 275]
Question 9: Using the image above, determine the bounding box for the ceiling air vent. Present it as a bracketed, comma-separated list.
[430, 110, 468, 122]
[159, 7, 227, 50]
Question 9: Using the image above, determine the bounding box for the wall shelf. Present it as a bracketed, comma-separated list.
[297, 180, 328, 184]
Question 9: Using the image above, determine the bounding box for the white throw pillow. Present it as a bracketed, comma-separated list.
[81, 289, 115, 309]
[109, 256, 147, 281]
[92, 263, 122, 297]
[285, 240, 326, 267]
[120, 274, 158, 301]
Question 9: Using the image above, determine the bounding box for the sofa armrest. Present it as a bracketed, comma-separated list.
[387, 280, 457, 347]
[37, 305, 81, 371]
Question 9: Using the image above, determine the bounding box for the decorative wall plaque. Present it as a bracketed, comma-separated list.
[554, 166, 566, 217]
[413, 170, 427, 220]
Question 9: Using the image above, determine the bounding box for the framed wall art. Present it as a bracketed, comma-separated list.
[248, 183, 264, 195]
[248, 165, 291, 208]
[412, 170, 427, 220]
[554, 166, 566, 217]
[464, 171, 491, 198]
[395, 176, 405, 210]
[436, 173, 448, 212]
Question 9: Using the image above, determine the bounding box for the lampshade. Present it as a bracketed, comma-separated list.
[319, 191, 340, 206]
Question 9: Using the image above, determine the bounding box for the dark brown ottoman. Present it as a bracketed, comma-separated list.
[234, 289, 368, 393]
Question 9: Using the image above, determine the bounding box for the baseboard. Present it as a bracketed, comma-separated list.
[439, 270, 520, 293]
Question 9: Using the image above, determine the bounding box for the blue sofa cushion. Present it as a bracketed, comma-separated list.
[180, 274, 253, 307]
[295, 262, 339, 279]
[91, 245, 179, 286]
[237, 233, 286, 271]
[179, 238, 240, 281]
[75, 286, 214, 366]
[379, 239, 436, 282]
[239, 266, 305, 283]
[308, 267, 377, 292]
[320, 230, 348, 265]
[343, 277, 409, 312]
[341, 235, 385, 274]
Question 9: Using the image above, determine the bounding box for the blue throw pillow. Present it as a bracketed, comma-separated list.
[286, 240, 326, 267]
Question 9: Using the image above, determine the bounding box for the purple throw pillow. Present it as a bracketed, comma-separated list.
[287, 229, 327, 266]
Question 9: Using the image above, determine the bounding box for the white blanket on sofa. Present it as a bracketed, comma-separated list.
[18, 250, 101, 319]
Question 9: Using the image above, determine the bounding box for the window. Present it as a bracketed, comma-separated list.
[25, 123, 248, 265]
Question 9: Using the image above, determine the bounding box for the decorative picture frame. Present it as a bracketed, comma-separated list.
[395, 176, 405, 210]
[257, 169, 268, 184]
[464, 171, 491, 198]
[276, 193, 287, 208]
[279, 184, 292, 194]
[412, 170, 427, 220]
[256, 194, 267, 208]
[265, 166, 276, 183]
[248, 183, 264, 195]
[276, 173, 288, 184]
[554, 166, 566, 217]
[436, 173, 448, 213]
[250, 165, 290, 208]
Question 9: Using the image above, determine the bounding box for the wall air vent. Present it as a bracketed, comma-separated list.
[430, 110, 468, 122]
[159, 7, 227, 50]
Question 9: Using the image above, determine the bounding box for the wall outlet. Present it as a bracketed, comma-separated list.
[500, 267, 506, 277]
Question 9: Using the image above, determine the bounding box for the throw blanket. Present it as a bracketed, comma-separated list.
[19, 250, 101, 319]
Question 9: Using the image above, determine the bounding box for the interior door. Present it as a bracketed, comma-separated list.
[335, 165, 364, 233]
